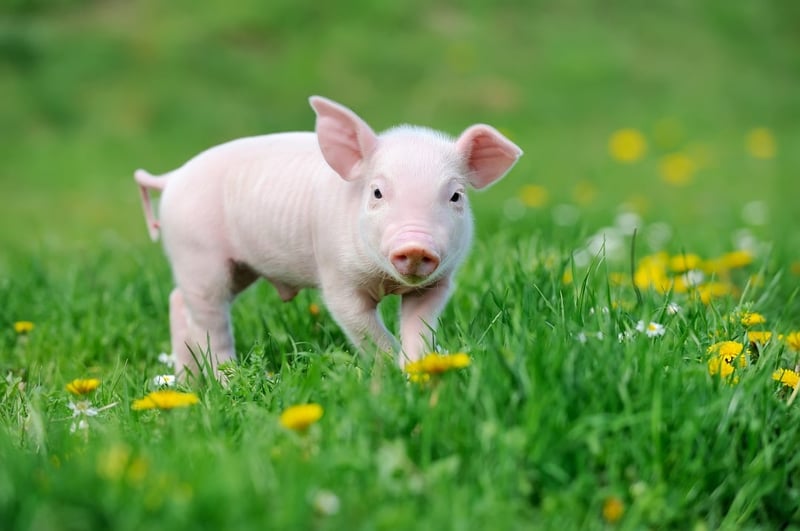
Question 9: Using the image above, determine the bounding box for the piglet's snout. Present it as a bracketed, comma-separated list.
[390, 244, 440, 278]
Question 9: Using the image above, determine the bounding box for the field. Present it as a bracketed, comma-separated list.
[2, 1, 800, 529]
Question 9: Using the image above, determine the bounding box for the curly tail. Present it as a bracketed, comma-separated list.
[134, 169, 167, 242]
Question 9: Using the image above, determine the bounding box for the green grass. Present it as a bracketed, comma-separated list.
[3, 1, 800, 529]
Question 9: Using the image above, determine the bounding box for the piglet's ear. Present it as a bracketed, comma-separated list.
[310, 96, 378, 181]
[455, 125, 523, 189]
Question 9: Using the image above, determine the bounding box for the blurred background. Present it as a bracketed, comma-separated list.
[1, 0, 798, 266]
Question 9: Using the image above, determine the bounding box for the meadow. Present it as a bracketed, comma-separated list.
[2, 1, 800, 529]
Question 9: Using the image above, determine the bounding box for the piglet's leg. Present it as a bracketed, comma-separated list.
[169, 288, 191, 373]
[169, 258, 238, 380]
[398, 276, 452, 367]
[321, 285, 399, 357]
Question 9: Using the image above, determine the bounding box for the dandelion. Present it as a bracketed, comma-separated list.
[669, 254, 702, 273]
[309, 303, 321, 316]
[636, 321, 665, 338]
[609, 129, 646, 163]
[405, 353, 471, 376]
[707, 341, 747, 379]
[14, 321, 34, 334]
[772, 369, 799, 390]
[66, 378, 101, 395]
[279, 403, 323, 431]
[704, 250, 753, 273]
[740, 312, 766, 327]
[746, 127, 776, 159]
[602, 496, 625, 523]
[152, 374, 176, 387]
[659, 153, 696, 186]
[747, 331, 772, 344]
[696, 282, 732, 305]
[519, 184, 549, 208]
[786, 332, 800, 351]
[131, 390, 199, 411]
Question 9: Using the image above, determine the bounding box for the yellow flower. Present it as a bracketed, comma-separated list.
[66, 378, 101, 395]
[602, 496, 625, 523]
[14, 321, 34, 334]
[659, 153, 696, 186]
[609, 129, 646, 163]
[562, 270, 573, 285]
[131, 390, 199, 411]
[634, 253, 671, 293]
[405, 353, 471, 376]
[786, 332, 800, 351]
[707, 341, 746, 379]
[704, 251, 754, 273]
[747, 331, 772, 344]
[696, 282, 733, 305]
[746, 127, 776, 159]
[279, 403, 323, 431]
[740, 312, 766, 327]
[772, 369, 799, 390]
[792, 262, 800, 276]
[669, 253, 702, 273]
[309, 303, 321, 316]
[519, 184, 549, 208]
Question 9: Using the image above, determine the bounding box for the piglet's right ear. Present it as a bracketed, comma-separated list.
[310, 96, 377, 181]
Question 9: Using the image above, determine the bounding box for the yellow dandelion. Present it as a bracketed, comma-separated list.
[696, 282, 733, 305]
[772, 369, 799, 390]
[309, 303, 321, 317]
[740, 312, 766, 327]
[519, 184, 549, 208]
[562, 270, 574, 285]
[609, 129, 646, 163]
[66, 378, 101, 395]
[131, 390, 199, 411]
[602, 496, 625, 523]
[659, 153, 696, 186]
[634, 253, 671, 293]
[669, 253, 703, 273]
[405, 353, 471, 376]
[707, 341, 747, 379]
[279, 403, 323, 431]
[785, 332, 800, 351]
[14, 321, 34, 334]
[747, 331, 772, 344]
[704, 250, 753, 273]
[746, 128, 776, 160]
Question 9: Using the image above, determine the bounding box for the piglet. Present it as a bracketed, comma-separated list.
[135, 96, 522, 378]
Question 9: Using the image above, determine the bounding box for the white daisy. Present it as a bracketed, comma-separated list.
[152, 374, 176, 387]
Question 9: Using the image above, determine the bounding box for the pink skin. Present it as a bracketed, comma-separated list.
[135, 96, 522, 379]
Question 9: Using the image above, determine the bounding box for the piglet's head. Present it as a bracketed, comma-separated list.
[310, 96, 522, 286]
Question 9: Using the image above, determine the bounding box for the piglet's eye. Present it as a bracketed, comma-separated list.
[450, 192, 461, 202]
[373, 188, 383, 199]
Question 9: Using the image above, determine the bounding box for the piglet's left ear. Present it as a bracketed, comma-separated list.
[455, 125, 523, 189]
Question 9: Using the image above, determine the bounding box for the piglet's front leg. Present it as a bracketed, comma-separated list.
[398, 277, 453, 367]
[322, 284, 400, 358]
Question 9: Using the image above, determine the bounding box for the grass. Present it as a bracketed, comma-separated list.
[3, 0, 800, 529]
